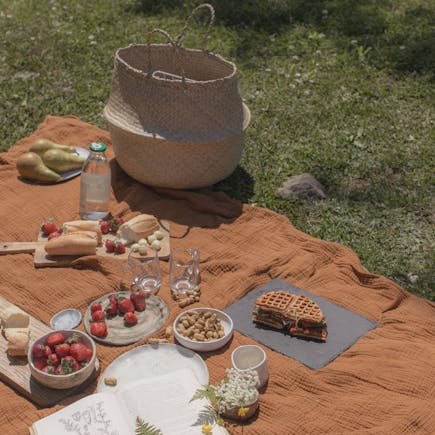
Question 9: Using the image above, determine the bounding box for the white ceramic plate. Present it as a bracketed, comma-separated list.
[84, 291, 169, 346]
[97, 343, 209, 392]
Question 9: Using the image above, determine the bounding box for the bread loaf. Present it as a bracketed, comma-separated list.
[62, 220, 102, 244]
[7, 344, 29, 357]
[45, 233, 97, 256]
[2, 307, 30, 329]
[6, 328, 29, 357]
[118, 214, 159, 244]
[4, 328, 29, 341]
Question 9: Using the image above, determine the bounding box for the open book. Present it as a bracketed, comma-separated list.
[30, 368, 227, 435]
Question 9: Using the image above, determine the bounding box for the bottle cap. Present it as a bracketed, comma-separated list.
[89, 142, 107, 152]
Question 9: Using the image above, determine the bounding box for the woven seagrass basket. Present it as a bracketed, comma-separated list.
[104, 4, 250, 189]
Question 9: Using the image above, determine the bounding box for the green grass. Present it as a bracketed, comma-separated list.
[0, 0, 433, 300]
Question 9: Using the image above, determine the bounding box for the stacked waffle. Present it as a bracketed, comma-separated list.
[252, 291, 327, 341]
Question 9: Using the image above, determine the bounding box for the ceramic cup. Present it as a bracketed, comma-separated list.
[231, 345, 268, 390]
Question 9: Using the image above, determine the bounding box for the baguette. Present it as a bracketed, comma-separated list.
[62, 220, 102, 244]
[45, 233, 97, 256]
[67, 230, 99, 241]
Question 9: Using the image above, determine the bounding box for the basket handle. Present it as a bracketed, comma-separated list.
[147, 29, 186, 83]
[175, 3, 215, 50]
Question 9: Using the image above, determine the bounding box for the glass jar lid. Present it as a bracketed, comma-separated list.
[89, 142, 107, 152]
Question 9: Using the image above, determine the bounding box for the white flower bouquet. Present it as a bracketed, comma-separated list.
[191, 368, 260, 428]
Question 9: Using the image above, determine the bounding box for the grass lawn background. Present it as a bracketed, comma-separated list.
[0, 0, 433, 300]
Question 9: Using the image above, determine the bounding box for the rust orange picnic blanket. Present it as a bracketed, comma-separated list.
[0, 116, 434, 434]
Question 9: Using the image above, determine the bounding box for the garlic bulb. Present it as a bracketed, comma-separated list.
[138, 238, 148, 246]
[154, 230, 164, 240]
[138, 245, 148, 255]
[151, 240, 161, 251]
[148, 234, 157, 244]
[131, 243, 140, 252]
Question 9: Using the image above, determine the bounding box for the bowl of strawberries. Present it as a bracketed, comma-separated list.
[29, 330, 97, 389]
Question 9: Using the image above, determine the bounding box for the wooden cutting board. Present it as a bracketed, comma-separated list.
[33, 220, 170, 268]
[0, 296, 100, 407]
[0, 221, 171, 268]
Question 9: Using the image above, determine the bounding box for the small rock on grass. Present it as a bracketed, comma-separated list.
[276, 173, 326, 200]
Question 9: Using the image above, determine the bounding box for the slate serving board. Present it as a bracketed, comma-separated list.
[224, 279, 378, 370]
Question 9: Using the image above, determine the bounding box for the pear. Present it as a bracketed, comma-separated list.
[29, 138, 76, 156]
[42, 149, 86, 172]
[16, 152, 61, 182]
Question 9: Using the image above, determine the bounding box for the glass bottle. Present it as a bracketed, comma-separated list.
[79, 142, 111, 220]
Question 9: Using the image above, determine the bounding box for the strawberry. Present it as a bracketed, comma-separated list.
[105, 239, 115, 253]
[47, 332, 64, 348]
[72, 358, 81, 371]
[124, 312, 138, 326]
[114, 241, 125, 254]
[66, 333, 83, 345]
[100, 220, 110, 234]
[47, 353, 59, 366]
[109, 294, 117, 304]
[55, 343, 70, 358]
[33, 357, 46, 371]
[90, 321, 107, 337]
[85, 347, 93, 361]
[118, 297, 134, 314]
[130, 290, 147, 312]
[109, 218, 122, 233]
[42, 365, 56, 374]
[58, 356, 78, 374]
[70, 343, 89, 362]
[91, 302, 102, 312]
[105, 301, 118, 316]
[48, 230, 62, 241]
[92, 310, 106, 322]
[40, 218, 58, 235]
[32, 344, 52, 359]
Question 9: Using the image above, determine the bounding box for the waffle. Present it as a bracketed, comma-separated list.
[286, 294, 325, 326]
[254, 291, 296, 314]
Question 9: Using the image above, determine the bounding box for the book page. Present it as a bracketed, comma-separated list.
[117, 368, 226, 435]
[32, 392, 132, 435]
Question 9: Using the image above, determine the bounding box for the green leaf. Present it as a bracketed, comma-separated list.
[135, 417, 162, 435]
[190, 385, 217, 404]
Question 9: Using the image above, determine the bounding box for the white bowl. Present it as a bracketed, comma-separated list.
[173, 308, 233, 352]
[29, 329, 97, 389]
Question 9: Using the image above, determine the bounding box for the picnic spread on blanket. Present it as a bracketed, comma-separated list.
[1, 4, 434, 434]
